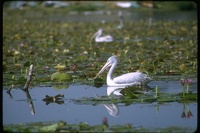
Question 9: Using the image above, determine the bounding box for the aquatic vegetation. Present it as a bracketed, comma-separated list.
[51, 72, 72, 82]
[3, 120, 195, 132]
[3, 7, 197, 81]
[3, 14, 197, 86]
[186, 78, 192, 93]
[180, 78, 193, 95]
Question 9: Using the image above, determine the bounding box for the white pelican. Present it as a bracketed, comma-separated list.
[94, 55, 152, 87]
[90, 29, 113, 42]
[116, 11, 124, 29]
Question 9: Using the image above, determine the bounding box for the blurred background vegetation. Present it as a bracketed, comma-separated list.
[3, 1, 197, 11]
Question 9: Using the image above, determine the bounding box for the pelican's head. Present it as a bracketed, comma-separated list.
[90, 29, 102, 40]
[107, 55, 118, 64]
[94, 55, 118, 79]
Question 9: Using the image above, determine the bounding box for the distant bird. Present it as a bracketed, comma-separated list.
[116, 11, 124, 29]
[115, 2, 140, 8]
[116, 2, 132, 8]
[90, 29, 113, 42]
[94, 55, 152, 87]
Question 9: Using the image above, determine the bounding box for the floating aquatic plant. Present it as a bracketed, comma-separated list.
[51, 72, 72, 82]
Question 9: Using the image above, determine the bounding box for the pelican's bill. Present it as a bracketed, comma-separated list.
[94, 61, 111, 79]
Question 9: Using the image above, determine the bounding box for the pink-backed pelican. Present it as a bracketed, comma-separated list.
[94, 55, 152, 87]
[91, 29, 113, 42]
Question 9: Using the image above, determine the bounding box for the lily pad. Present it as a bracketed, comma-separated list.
[51, 72, 72, 81]
[54, 64, 66, 70]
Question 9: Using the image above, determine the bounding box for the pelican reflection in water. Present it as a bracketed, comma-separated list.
[95, 55, 152, 87]
[90, 29, 113, 42]
[104, 85, 151, 117]
[104, 103, 119, 117]
[103, 86, 124, 117]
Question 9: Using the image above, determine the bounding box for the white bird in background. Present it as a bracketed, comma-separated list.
[94, 55, 152, 87]
[116, 11, 124, 29]
[90, 29, 113, 42]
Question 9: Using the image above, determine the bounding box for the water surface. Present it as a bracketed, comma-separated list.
[3, 80, 197, 131]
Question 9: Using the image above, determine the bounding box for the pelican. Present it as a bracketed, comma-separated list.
[116, 11, 124, 29]
[94, 55, 152, 87]
[90, 29, 113, 42]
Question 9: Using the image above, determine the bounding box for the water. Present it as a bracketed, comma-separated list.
[64, 10, 197, 22]
[3, 80, 197, 131]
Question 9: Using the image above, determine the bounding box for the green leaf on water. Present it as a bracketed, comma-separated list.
[51, 72, 72, 81]
[39, 121, 66, 132]
[120, 86, 143, 99]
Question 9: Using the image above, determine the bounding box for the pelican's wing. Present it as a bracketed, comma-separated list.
[102, 35, 113, 42]
[105, 35, 113, 41]
[113, 72, 151, 84]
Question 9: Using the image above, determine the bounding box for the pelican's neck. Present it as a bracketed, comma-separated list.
[107, 62, 117, 82]
[96, 30, 102, 39]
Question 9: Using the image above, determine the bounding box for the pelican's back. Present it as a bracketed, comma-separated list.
[113, 72, 152, 85]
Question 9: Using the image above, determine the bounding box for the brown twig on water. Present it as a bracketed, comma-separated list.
[23, 89, 35, 115]
[23, 64, 34, 90]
